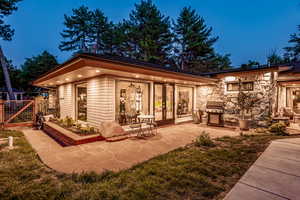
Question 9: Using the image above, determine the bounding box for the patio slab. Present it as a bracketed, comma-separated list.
[224, 138, 300, 200]
[21, 123, 238, 174]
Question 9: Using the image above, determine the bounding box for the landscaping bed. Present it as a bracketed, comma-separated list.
[0, 129, 298, 200]
[43, 121, 105, 146]
[49, 117, 99, 136]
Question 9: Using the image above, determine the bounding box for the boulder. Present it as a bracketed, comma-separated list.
[100, 121, 125, 138]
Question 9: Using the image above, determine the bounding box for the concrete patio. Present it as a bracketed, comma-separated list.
[22, 123, 238, 173]
[224, 138, 300, 200]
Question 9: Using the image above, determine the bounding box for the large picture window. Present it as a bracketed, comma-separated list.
[116, 81, 150, 125]
[177, 86, 193, 118]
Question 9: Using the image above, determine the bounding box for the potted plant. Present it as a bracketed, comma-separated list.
[229, 81, 260, 130]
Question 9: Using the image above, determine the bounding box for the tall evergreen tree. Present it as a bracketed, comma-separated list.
[125, 0, 173, 63]
[0, 0, 21, 100]
[284, 25, 300, 62]
[267, 50, 284, 65]
[173, 6, 222, 73]
[0, 0, 21, 41]
[240, 60, 260, 70]
[90, 9, 114, 54]
[20, 51, 58, 90]
[59, 6, 93, 52]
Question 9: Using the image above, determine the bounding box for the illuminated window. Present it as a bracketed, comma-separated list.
[116, 81, 150, 125]
[227, 82, 253, 91]
[76, 83, 87, 122]
[177, 86, 194, 118]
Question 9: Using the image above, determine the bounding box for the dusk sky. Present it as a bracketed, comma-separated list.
[1, 0, 300, 68]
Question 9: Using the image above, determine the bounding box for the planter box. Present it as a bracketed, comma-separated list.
[43, 122, 105, 147]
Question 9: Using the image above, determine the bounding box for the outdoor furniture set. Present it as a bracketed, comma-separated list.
[129, 114, 157, 137]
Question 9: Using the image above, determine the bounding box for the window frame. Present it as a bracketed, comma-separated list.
[226, 81, 254, 92]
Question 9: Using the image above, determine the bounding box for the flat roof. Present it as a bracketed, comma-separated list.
[33, 53, 218, 85]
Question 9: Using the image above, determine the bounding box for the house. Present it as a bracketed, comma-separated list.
[32, 53, 299, 129]
[33, 53, 218, 129]
[0, 87, 25, 100]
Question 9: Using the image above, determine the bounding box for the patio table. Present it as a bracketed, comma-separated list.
[137, 115, 155, 123]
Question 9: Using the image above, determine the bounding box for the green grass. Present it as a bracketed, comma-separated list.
[0, 130, 297, 200]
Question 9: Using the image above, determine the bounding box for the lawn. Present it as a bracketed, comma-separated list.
[0, 129, 297, 200]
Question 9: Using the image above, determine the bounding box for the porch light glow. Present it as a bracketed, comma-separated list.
[77, 74, 83, 78]
[135, 75, 139, 78]
[96, 70, 100, 73]
[65, 78, 70, 81]
[56, 80, 61, 83]
[225, 76, 236, 82]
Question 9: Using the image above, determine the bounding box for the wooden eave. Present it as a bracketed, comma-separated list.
[33, 56, 218, 85]
[214, 68, 278, 78]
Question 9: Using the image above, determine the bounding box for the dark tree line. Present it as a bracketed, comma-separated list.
[59, 1, 232, 73]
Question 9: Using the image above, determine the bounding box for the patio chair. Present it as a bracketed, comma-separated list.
[129, 122, 144, 137]
[283, 107, 295, 121]
[146, 122, 158, 136]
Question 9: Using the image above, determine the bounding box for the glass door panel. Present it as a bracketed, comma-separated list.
[166, 85, 174, 119]
[76, 83, 87, 121]
[154, 83, 174, 124]
[154, 84, 163, 121]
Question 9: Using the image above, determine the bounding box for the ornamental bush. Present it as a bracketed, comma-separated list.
[268, 122, 288, 136]
[196, 131, 216, 147]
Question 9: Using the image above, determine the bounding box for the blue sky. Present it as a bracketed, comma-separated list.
[1, 0, 300, 68]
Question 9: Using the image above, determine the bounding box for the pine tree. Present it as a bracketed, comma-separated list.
[267, 50, 284, 65]
[59, 6, 93, 52]
[125, 0, 173, 63]
[20, 51, 58, 90]
[90, 9, 113, 54]
[0, 0, 21, 41]
[0, 0, 21, 100]
[284, 25, 300, 61]
[173, 6, 220, 72]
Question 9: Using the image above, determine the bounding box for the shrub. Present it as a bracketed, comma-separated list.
[195, 131, 216, 147]
[268, 122, 289, 136]
[64, 116, 74, 128]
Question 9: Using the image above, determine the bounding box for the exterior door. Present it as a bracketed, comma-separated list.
[154, 83, 174, 125]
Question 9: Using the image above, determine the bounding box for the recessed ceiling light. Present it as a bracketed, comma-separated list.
[65, 78, 70, 81]
[96, 70, 100, 73]
[77, 74, 83, 78]
[56, 81, 61, 83]
[135, 75, 139, 78]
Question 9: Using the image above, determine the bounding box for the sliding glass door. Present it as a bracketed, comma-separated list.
[154, 83, 174, 125]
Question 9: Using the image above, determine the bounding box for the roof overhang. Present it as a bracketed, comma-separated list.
[33, 54, 218, 87]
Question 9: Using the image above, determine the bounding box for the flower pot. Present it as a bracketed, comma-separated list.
[239, 119, 250, 130]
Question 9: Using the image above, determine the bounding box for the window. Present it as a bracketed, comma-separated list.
[76, 83, 87, 122]
[116, 81, 150, 125]
[227, 82, 253, 91]
[177, 86, 194, 118]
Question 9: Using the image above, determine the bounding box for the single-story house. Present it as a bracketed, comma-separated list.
[33, 53, 218, 129]
[33, 53, 300, 128]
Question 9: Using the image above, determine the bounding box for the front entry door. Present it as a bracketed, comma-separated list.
[154, 83, 174, 125]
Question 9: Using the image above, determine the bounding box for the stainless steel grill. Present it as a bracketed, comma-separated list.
[206, 101, 224, 126]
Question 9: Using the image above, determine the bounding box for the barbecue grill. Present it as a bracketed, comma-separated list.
[206, 101, 224, 127]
